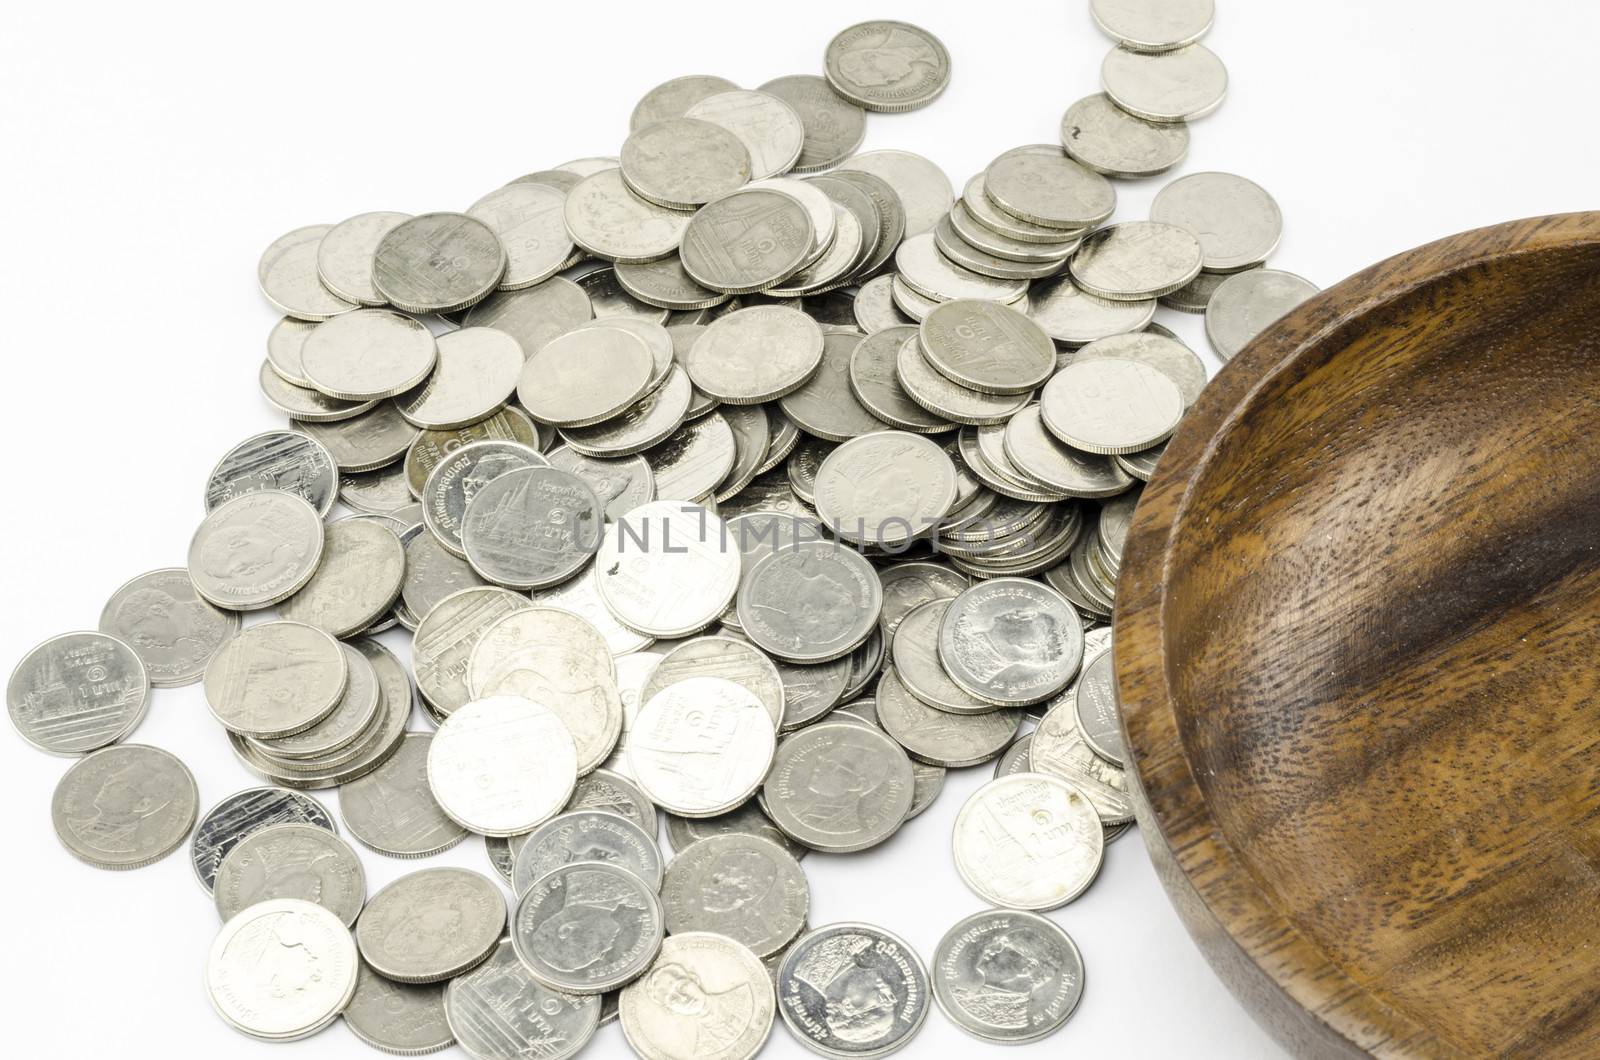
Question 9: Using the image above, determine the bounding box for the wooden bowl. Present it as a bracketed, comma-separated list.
[1116, 212, 1600, 1059]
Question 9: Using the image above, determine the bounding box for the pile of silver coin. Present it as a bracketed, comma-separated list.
[6, 3, 1317, 1056]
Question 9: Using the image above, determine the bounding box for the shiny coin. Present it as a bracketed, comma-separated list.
[513, 860, 665, 993]
[343, 962, 454, 1056]
[681, 189, 815, 295]
[889, 599, 992, 714]
[828, 169, 907, 277]
[891, 275, 940, 321]
[1092, 0, 1214, 52]
[662, 833, 808, 955]
[1001, 405, 1134, 497]
[644, 413, 737, 500]
[895, 233, 1028, 303]
[622, 117, 752, 208]
[413, 586, 531, 717]
[685, 89, 805, 181]
[8, 630, 148, 756]
[1101, 43, 1228, 123]
[631, 74, 743, 131]
[340, 732, 470, 858]
[316, 210, 411, 306]
[421, 438, 545, 557]
[204, 621, 345, 738]
[1030, 699, 1133, 823]
[954, 772, 1104, 909]
[894, 333, 1030, 426]
[764, 720, 913, 852]
[1060, 92, 1189, 177]
[258, 224, 357, 322]
[463, 277, 593, 356]
[877, 667, 1020, 767]
[960, 165, 1071, 245]
[466, 182, 573, 290]
[295, 401, 420, 472]
[596, 501, 741, 637]
[629, 676, 776, 817]
[1115, 442, 1161, 481]
[1041, 358, 1184, 454]
[547, 447, 656, 521]
[939, 578, 1084, 705]
[767, 205, 863, 297]
[1151, 170, 1283, 272]
[1028, 274, 1155, 345]
[994, 733, 1034, 777]
[250, 642, 378, 759]
[517, 322, 654, 427]
[616, 256, 730, 311]
[460, 465, 601, 589]
[777, 922, 929, 1057]
[259, 359, 377, 422]
[1071, 329, 1207, 406]
[357, 868, 506, 984]
[373, 212, 507, 314]
[187, 490, 324, 610]
[208, 899, 357, 1040]
[932, 908, 1085, 1043]
[278, 517, 405, 637]
[565, 168, 690, 263]
[1072, 650, 1124, 765]
[1068, 220, 1204, 300]
[204, 429, 337, 515]
[738, 541, 881, 663]
[621, 931, 774, 1060]
[190, 786, 334, 893]
[721, 508, 825, 632]
[447, 939, 600, 1060]
[396, 326, 523, 430]
[687, 305, 823, 404]
[814, 431, 957, 546]
[428, 695, 578, 835]
[839, 151, 950, 239]
[984, 150, 1115, 230]
[511, 809, 662, 896]
[1205, 268, 1320, 361]
[824, 20, 951, 113]
[779, 326, 887, 442]
[644, 635, 784, 727]
[758, 75, 866, 172]
[854, 275, 912, 333]
[51, 743, 197, 868]
[213, 822, 365, 926]
[920, 299, 1055, 394]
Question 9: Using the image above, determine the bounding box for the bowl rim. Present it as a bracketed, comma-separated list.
[1113, 211, 1600, 1057]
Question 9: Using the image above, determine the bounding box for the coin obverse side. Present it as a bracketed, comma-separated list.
[737, 541, 882, 664]
[777, 922, 930, 1057]
[8, 631, 151, 755]
[278, 517, 406, 637]
[763, 720, 914, 853]
[661, 833, 809, 957]
[213, 822, 366, 926]
[343, 961, 455, 1056]
[446, 939, 600, 1060]
[190, 786, 335, 893]
[933, 908, 1086, 1043]
[356, 867, 507, 984]
[938, 578, 1086, 706]
[824, 19, 952, 113]
[511, 808, 663, 896]
[187, 490, 325, 611]
[512, 860, 666, 993]
[51, 743, 198, 869]
[207, 899, 358, 1041]
[620, 931, 775, 1060]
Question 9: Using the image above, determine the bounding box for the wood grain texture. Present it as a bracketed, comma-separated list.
[1115, 212, 1600, 1059]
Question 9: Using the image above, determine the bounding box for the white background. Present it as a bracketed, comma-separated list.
[2, 1, 1595, 1057]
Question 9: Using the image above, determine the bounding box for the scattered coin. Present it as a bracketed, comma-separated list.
[824, 20, 951, 113]
[939, 578, 1085, 705]
[411, 587, 532, 715]
[189, 786, 334, 893]
[620, 931, 774, 1060]
[645, 412, 737, 500]
[511, 809, 663, 896]
[920, 299, 1056, 395]
[317, 210, 412, 306]
[1091, 0, 1214, 53]
[460, 465, 601, 589]
[1101, 43, 1228, 123]
[684, 89, 805, 181]
[428, 696, 578, 836]
[204, 621, 346, 738]
[513, 860, 665, 993]
[1072, 649, 1125, 765]
[1070, 329, 1208, 406]
[396, 326, 523, 429]
[932, 908, 1085, 1043]
[7, 631, 150, 755]
[467, 181, 574, 290]
[1068, 221, 1204, 300]
[278, 517, 405, 637]
[187, 490, 324, 610]
[764, 720, 914, 852]
[623, 117, 751, 209]
[463, 276, 594, 355]
[894, 332, 1031, 426]
[447, 939, 600, 1060]
[738, 541, 881, 663]
[373, 212, 507, 314]
[984, 149, 1116, 230]
[896, 233, 1028, 303]
[628, 676, 776, 818]
[663, 833, 808, 955]
[258, 224, 357, 322]
[357, 867, 507, 984]
[1030, 699, 1134, 824]
[777, 922, 929, 1057]
[421, 438, 546, 557]
[530, 563, 656, 656]
[343, 962, 455, 1056]
[643, 636, 785, 729]
[51, 743, 197, 869]
[249, 641, 378, 760]
[1060, 92, 1189, 177]
[1205, 267, 1320, 361]
[778, 326, 887, 442]
[204, 429, 338, 515]
[596, 501, 741, 637]
[631, 74, 743, 131]
[213, 822, 365, 925]
[687, 305, 823, 404]
[1002, 404, 1135, 496]
[260, 359, 377, 422]
[954, 771, 1104, 909]
[813, 431, 958, 546]
[340, 732, 470, 858]
[294, 400, 420, 472]
[565, 767, 660, 834]
[208, 899, 358, 1041]
[1151, 170, 1283, 272]
[877, 666, 1020, 767]
[565, 168, 691, 264]
[681, 189, 815, 295]
[758, 75, 867, 172]
[339, 462, 414, 513]
[1041, 357, 1184, 454]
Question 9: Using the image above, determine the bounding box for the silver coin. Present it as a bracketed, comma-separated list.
[919, 299, 1055, 395]
[777, 922, 929, 1057]
[1115, 442, 1161, 481]
[665, 797, 805, 860]
[620, 931, 774, 1060]
[1150, 170, 1282, 273]
[565, 168, 690, 264]
[685, 89, 804, 181]
[446, 939, 600, 1060]
[1204, 268, 1320, 361]
[1101, 43, 1228, 123]
[51, 743, 197, 869]
[259, 359, 378, 422]
[208, 899, 358, 1041]
[629, 676, 776, 817]
[1001, 405, 1134, 497]
[1061, 92, 1189, 178]
[824, 20, 951, 113]
[644, 412, 737, 500]
[1068, 221, 1204, 300]
[373, 212, 507, 314]
[814, 431, 957, 546]
[1029, 274, 1155, 346]
[994, 732, 1034, 778]
[341, 732, 470, 858]
[511, 809, 662, 897]
[938, 578, 1084, 705]
[779, 327, 888, 442]
[316, 210, 412, 306]
[946, 201, 1081, 265]
[890, 275, 939, 321]
[513, 860, 665, 993]
[428, 695, 578, 835]
[876, 561, 969, 638]
[1160, 266, 1240, 312]
[888, 599, 992, 714]
[933, 219, 1074, 283]
[396, 326, 523, 430]
[876, 667, 1020, 767]
[1092, 0, 1214, 52]
[512, 168, 584, 193]
[616, 255, 730, 311]
[278, 517, 405, 637]
[250, 642, 379, 759]
[546, 447, 656, 521]
[713, 403, 773, 501]
[758, 75, 867, 172]
[1070, 329, 1207, 405]
[984, 149, 1115, 231]
[401, 526, 487, 620]
[681, 189, 815, 295]
[530, 563, 656, 656]
[631, 74, 743, 131]
[663, 833, 808, 955]
[1030, 699, 1133, 823]
[1041, 358, 1184, 454]
[190, 786, 333, 893]
[960, 166, 1071, 245]
[421, 438, 545, 557]
[339, 462, 415, 513]
[1072, 650, 1124, 765]
[596, 501, 741, 637]
[344, 962, 454, 1056]
[643, 635, 785, 729]
[622, 117, 751, 209]
[853, 275, 912, 333]
[895, 233, 1028, 303]
[738, 541, 881, 664]
[764, 720, 913, 853]
[932, 908, 1085, 1043]
[768, 205, 864, 297]
[460, 465, 601, 590]
[564, 767, 660, 835]
[784, 436, 831, 503]
[95, 569, 236, 692]
[463, 276, 593, 356]
[357, 868, 507, 984]
[893, 333, 1030, 427]
[721, 508, 826, 632]
[295, 401, 420, 472]
[204, 620, 345, 738]
[187, 490, 324, 610]
[204, 429, 337, 515]
[954, 771, 1104, 909]
[575, 265, 672, 323]
[827, 169, 907, 276]
[517, 322, 654, 427]
[258, 224, 357, 322]
[411, 586, 531, 714]
[603, 650, 665, 764]
[467, 181, 574, 290]
[213, 822, 365, 926]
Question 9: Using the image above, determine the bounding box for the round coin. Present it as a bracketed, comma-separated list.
[546, 447, 656, 522]
[622, 117, 752, 208]
[620, 931, 774, 1060]
[681, 189, 815, 295]
[463, 277, 594, 357]
[460, 465, 602, 590]
[953, 772, 1104, 909]
[895, 233, 1028, 303]
[631, 74, 743, 131]
[1092, 0, 1215, 53]
[447, 939, 600, 1060]
[1041, 358, 1184, 454]
[373, 213, 507, 314]
[738, 541, 882, 664]
[932, 909, 1085, 1043]
[757, 75, 866, 172]
[8, 631, 150, 755]
[939, 578, 1085, 705]
[838, 149, 955, 239]
[596, 501, 741, 637]
[317, 210, 411, 306]
[396, 326, 523, 429]
[629, 676, 776, 817]
[512, 861, 665, 993]
[51, 743, 197, 869]
[813, 431, 958, 546]
[428, 696, 578, 836]
[824, 20, 951, 113]
[564, 168, 690, 264]
[250, 641, 379, 759]
[1205, 268, 1320, 361]
[341, 732, 470, 858]
[1071, 329, 1208, 406]
[258, 224, 357, 322]
[207, 899, 358, 1040]
[778, 327, 888, 442]
[1030, 699, 1133, 823]
[662, 833, 808, 955]
[984, 150, 1116, 230]
[684, 90, 805, 181]
[894, 333, 1031, 426]
[511, 809, 662, 896]
[1101, 43, 1228, 123]
[763, 720, 914, 853]
[204, 429, 338, 515]
[421, 439, 546, 557]
[357, 868, 506, 984]
[777, 922, 929, 1057]
[643, 635, 785, 729]
[295, 401, 420, 472]
[517, 323, 654, 427]
[411, 586, 532, 715]
[204, 621, 346, 738]
[1061, 92, 1189, 178]
[344, 962, 454, 1056]
[1068, 220, 1204, 300]
[213, 822, 365, 926]
[1072, 650, 1125, 765]
[920, 299, 1055, 394]
[686, 305, 823, 404]
[1150, 170, 1283, 272]
[259, 359, 378, 422]
[1001, 405, 1134, 497]
[278, 517, 405, 637]
[190, 786, 334, 893]
[889, 599, 992, 715]
[876, 667, 1020, 767]
[466, 181, 574, 290]
[187, 490, 324, 610]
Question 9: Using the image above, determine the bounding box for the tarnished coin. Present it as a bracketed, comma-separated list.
[547, 447, 655, 521]
[643, 636, 785, 729]
[531, 563, 655, 656]
[877, 561, 970, 638]
[687, 305, 823, 405]
[295, 401, 420, 472]
[1072, 650, 1124, 765]
[1092, 0, 1214, 52]
[665, 798, 805, 860]
[463, 276, 593, 356]
[758, 75, 867, 172]
[1002, 405, 1134, 497]
[513, 860, 665, 993]
[396, 326, 522, 430]
[467, 181, 573, 290]
[779, 327, 887, 442]
[577, 265, 671, 323]
[204, 621, 346, 738]
[565, 168, 690, 264]
[447, 939, 600, 1060]
[984, 150, 1115, 230]
[317, 210, 412, 306]
[1071, 329, 1207, 406]
[518, 322, 654, 427]
[357, 868, 506, 984]
[616, 256, 730, 312]
[824, 20, 951, 113]
[401, 527, 486, 621]
[685, 89, 805, 181]
[620, 931, 774, 1060]
[1041, 358, 1184, 455]
[889, 599, 992, 715]
[260, 359, 378, 422]
[1068, 221, 1204, 300]
[7, 630, 148, 756]
[939, 578, 1084, 705]
[373, 212, 507, 314]
[681, 189, 815, 295]
[460, 465, 601, 590]
[421, 439, 546, 557]
[1151, 171, 1282, 273]
[1030, 699, 1133, 823]
[764, 720, 914, 852]
[344, 962, 454, 1056]
[213, 822, 365, 926]
[629, 676, 776, 818]
[1205, 268, 1320, 361]
[428, 696, 578, 836]
[250, 642, 378, 759]
[1060, 92, 1189, 177]
[258, 224, 357, 322]
[894, 333, 1031, 427]
[920, 299, 1055, 395]
[895, 233, 1028, 303]
[777, 922, 929, 1057]
[1101, 43, 1228, 123]
[662, 833, 808, 955]
[814, 431, 958, 546]
[954, 772, 1104, 909]
[877, 667, 1020, 767]
[339, 463, 415, 514]
[596, 501, 741, 637]
[51, 743, 197, 869]
[512, 809, 663, 896]
[631, 74, 742, 131]
[853, 275, 912, 333]
[208, 899, 358, 1041]
[278, 517, 405, 637]
[205, 430, 337, 515]
[341, 732, 470, 858]
[738, 541, 881, 664]
[623, 117, 751, 208]
[190, 787, 334, 893]
[411, 586, 531, 714]
[932, 909, 1085, 1043]
[187, 490, 324, 610]
[566, 767, 659, 835]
